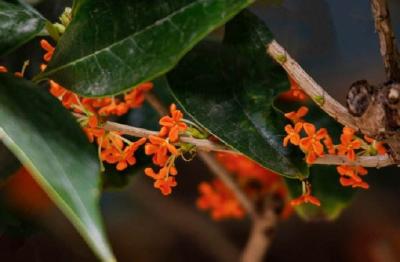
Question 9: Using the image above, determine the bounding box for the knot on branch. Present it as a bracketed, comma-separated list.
[347, 80, 400, 159]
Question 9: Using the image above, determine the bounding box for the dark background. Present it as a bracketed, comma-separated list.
[1, 0, 400, 261]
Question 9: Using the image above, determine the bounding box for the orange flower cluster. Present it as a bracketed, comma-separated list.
[197, 153, 291, 220]
[284, 107, 331, 165]
[41, 39, 154, 117]
[197, 180, 245, 220]
[337, 165, 369, 189]
[144, 104, 188, 195]
[283, 106, 388, 201]
[40, 39, 153, 173]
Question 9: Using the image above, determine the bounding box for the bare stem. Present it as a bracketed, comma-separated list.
[241, 201, 278, 262]
[267, 40, 359, 130]
[371, 0, 400, 81]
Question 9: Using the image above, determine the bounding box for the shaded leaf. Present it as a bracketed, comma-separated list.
[37, 0, 255, 97]
[168, 11, 307, 178]
[0, 74, 115, 261]
[0, 0, 45, 55]
[0, 143, 20, 183]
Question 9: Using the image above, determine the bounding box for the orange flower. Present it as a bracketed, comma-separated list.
[364, 136, 387, 155]
[339, 177, 369, 189]
[284, 106, 309, 123]
[197, 180, 245, 220]
[337, 165, 369, 189]
[49, 81, 80, 109]
[289, 77, 307, 100]
[280, 78, 307, 101]
[83, 115, 105, 143]
[0, 66, 8, 73]
[40, 64, 47, 72]
[283, 123, 303, 146]
[40, 39, 55, 62]
[99, 132, 124, 165]
[159, 104, 187, 142]
[323, 135, 336, 155]
[145, 135, 179, 166]
[299, 123, 327, 163]
[124, 82, 153, 108]
[154, 177, 177, 196]
[337, 127, 361, 161]
[97, 98, 129, 116]
[144, 165, 178, 195]
[115, 138, 147, 170]
[290, 194, 321, 207]
[290, 181, 320, 207]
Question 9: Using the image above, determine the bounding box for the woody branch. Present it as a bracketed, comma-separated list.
[370, 0, 400, 81]
[103, 120, 394, 168]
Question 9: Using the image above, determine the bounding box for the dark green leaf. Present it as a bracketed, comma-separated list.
[285, 166, 355, 221]
[0, 0, 45, 55]
[0, 74, 115, 261]
[37, 0, 255, 97]
[168, 11, 307, 178]
[0, 143, 20, 183]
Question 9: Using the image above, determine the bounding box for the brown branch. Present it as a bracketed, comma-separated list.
[103, 120, 395, 167]
[371, 0, 400, 81]
[241, 200, 278, 262]
[267, 40, 359, 130]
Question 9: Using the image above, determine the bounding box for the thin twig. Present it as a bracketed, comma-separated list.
[267, 40, 359, 130]
[145, 93, 169, 115]
[102, 120, 395, 167]
[371, 0, 400, 81]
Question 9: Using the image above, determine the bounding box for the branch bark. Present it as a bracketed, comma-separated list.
[103, 120, 395, 167]
[241, 201, 278, 262]
[267, 40, 358, 130]
[371, 0, 400, 81]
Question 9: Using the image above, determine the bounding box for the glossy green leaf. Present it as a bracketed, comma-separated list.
[0, 74, 115, 262]
[168, 11, 307, 178]
[37, 0, 255, 97]
[0, 0, 45, 55]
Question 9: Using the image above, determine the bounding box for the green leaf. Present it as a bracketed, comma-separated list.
[168, 11, 307, 178]
[285, 166, 355, 221]
[0, 0, 45, 55]
[37, 0, 255, 97]
[0, 74, 115, 262]
[0, 143, 20, 183]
